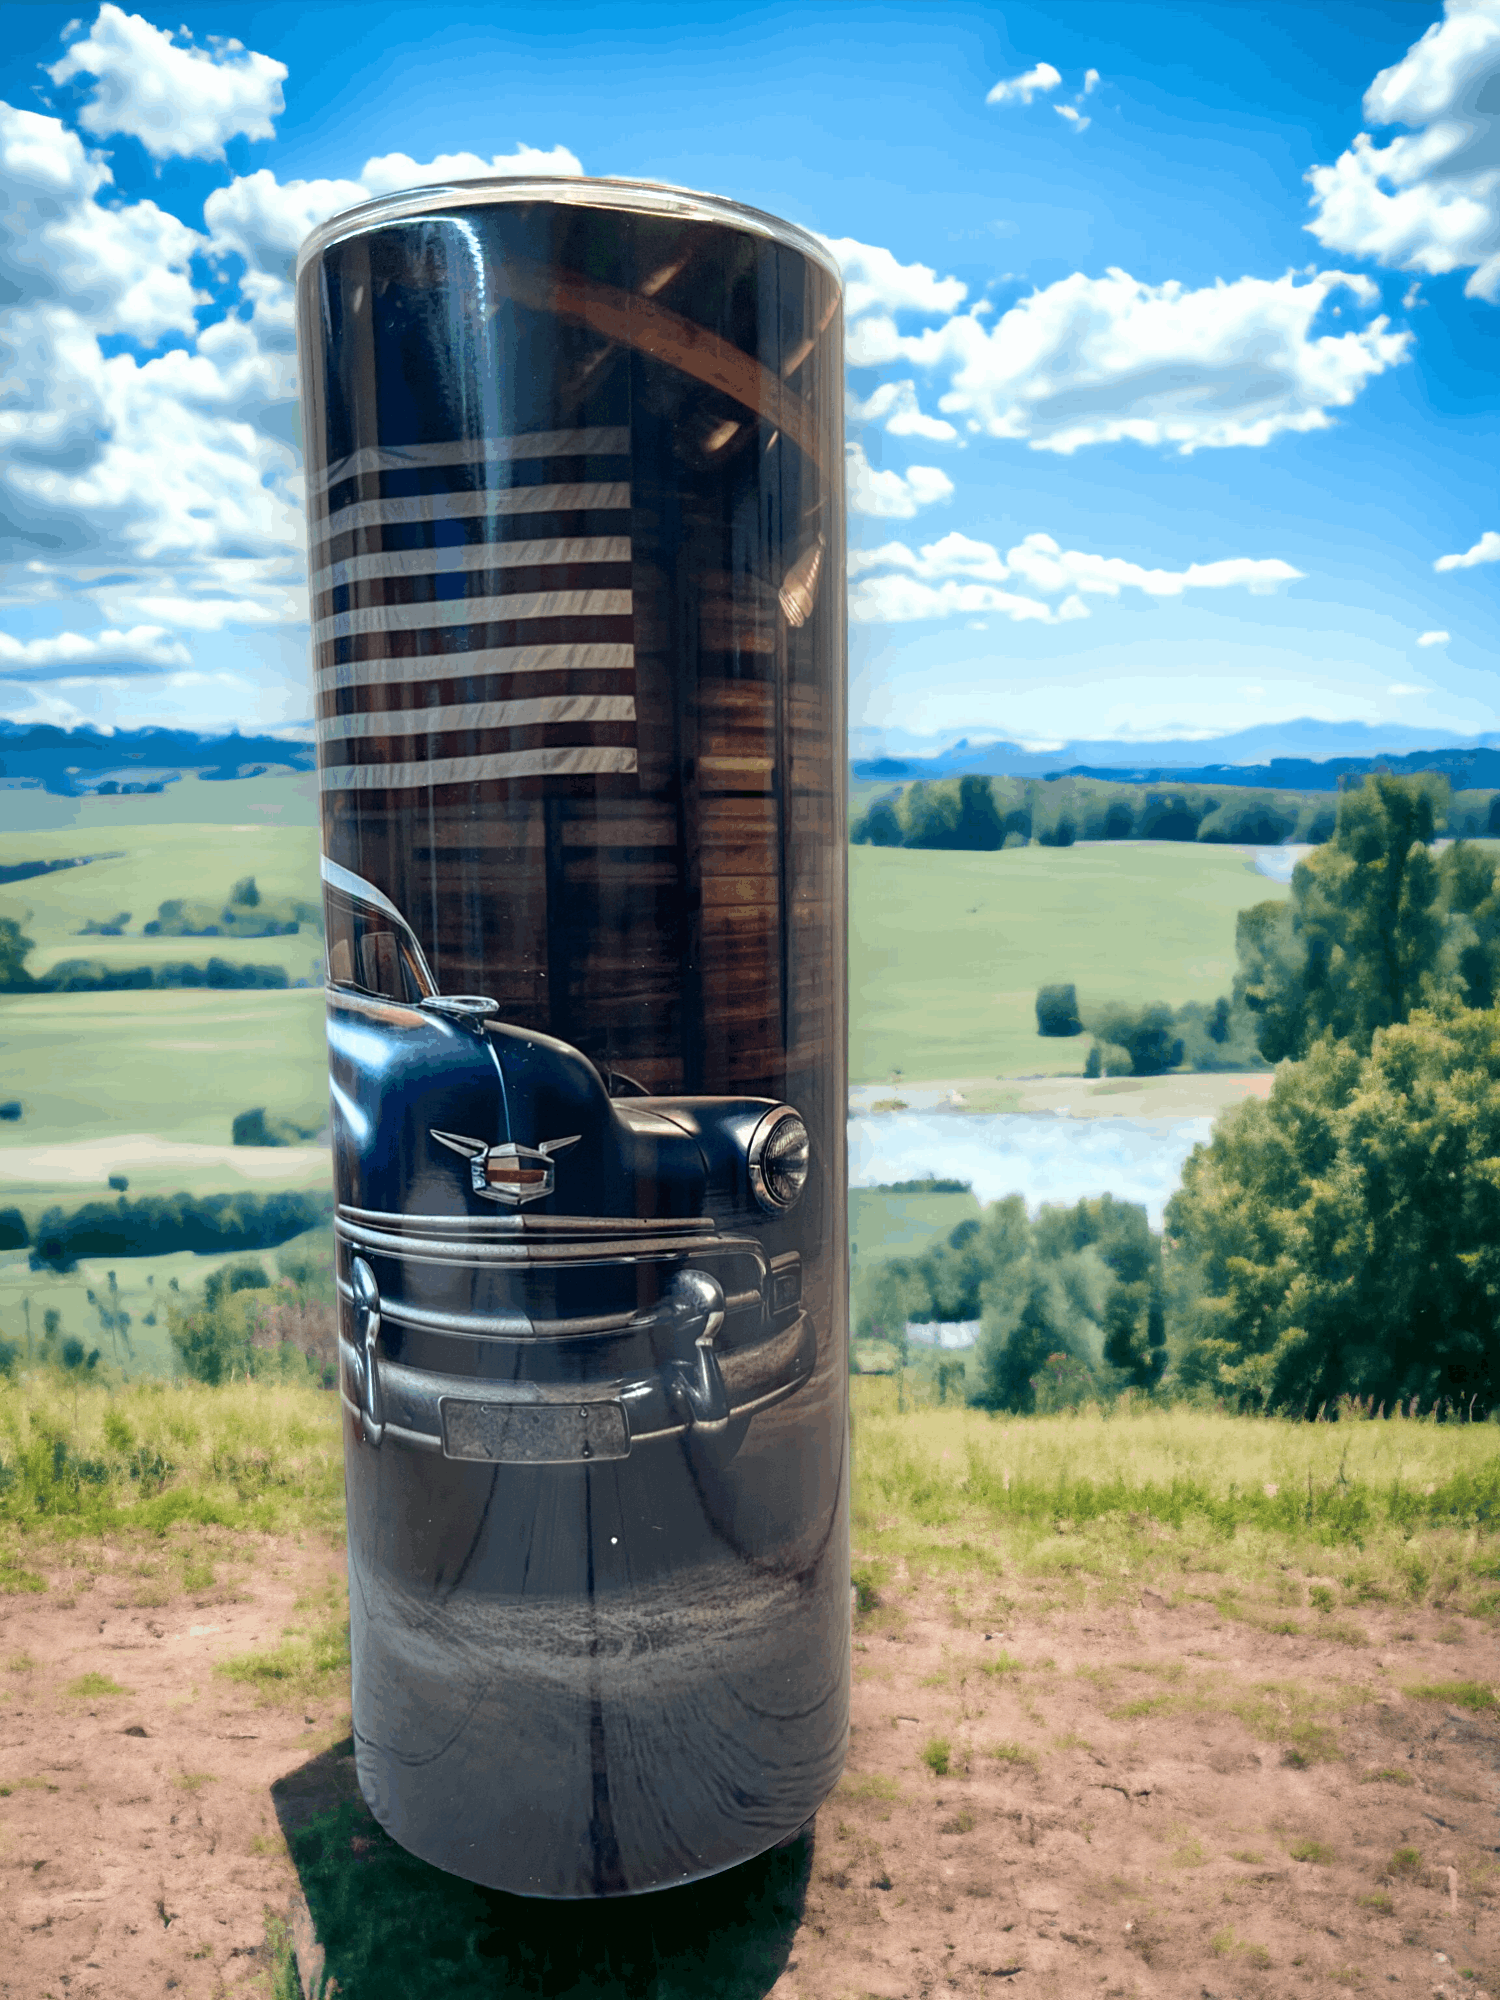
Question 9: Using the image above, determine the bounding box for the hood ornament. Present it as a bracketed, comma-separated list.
[430, 1129, 580, 1206]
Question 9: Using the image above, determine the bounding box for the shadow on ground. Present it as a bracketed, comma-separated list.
[272, 1739, 813, 1999]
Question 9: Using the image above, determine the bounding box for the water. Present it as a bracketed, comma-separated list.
[847, 1110, 1213, 1226]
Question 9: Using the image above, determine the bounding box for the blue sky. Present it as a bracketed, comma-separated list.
[1, 0, 1497, 752]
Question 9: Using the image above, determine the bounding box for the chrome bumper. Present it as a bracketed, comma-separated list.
[334, 1207, 813, 1461]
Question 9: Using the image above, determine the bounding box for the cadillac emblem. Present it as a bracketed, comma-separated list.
[430, 1129, 580, 1206]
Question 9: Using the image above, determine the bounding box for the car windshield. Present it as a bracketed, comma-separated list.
[325, 890, 435, 1004]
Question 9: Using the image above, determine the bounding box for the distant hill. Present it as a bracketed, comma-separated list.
[0, 722, 316, 796]
[851, 720, 1500, 793]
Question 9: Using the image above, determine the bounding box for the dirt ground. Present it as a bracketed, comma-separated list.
[2, 1539, 1496, 2000]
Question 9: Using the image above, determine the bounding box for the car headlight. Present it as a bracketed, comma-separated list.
[747, 1105, 810, 1213]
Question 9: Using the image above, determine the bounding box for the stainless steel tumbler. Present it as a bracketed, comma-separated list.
[294, 176, 848, 1897]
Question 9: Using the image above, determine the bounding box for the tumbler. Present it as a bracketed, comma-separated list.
[294, 176, 848, 1897]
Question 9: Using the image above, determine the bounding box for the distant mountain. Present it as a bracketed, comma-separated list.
[851, 720, 1500, 793]
[0, 721, 316, 795]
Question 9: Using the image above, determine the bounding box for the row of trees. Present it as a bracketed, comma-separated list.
[27, 1188, 332, 1272]
[0, 915, 295, 992]
[853, 771, 1500, 853]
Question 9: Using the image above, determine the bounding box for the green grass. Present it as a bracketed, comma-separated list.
[0, 984, 327, 1154]
[217, 1608, 350, 1706]
[0, 810, 320, 974]
[848, 841, 1288, 1081]
[1401, 1679, 1497, 1710]
[1289, 1838, 1335, 1864]
[850, 1382, 1500, 1614]
[987, 1739, 1038, 1766]
[0, 1372, 342, 1550]
[0, 771, 318, 836]
[64, 1670, 130, 1698]
[920, 1735, 951, 1776]
[0, 795, 326, 1162]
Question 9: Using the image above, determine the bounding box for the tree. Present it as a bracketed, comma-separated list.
[955, 775, 1006, 850]
[1438, 839, 1500, 1011]
[1235, 774, 1454, 1060]
[1035, 983, 1083, 1037]
[903, 782, 962, 849]
[853, 797, 904, 847]
[1166, 1008, 1500, 1415]
[0, 916, 36, 991]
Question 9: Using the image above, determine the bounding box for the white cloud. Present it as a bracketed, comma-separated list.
[846, 442, 955, 518]
[1389, 682, 1428, 694]
[850, 573, 1080, 624]
[359, 144, 583, 196]
[1435, 529, 1500, 569]
[1306, 0, 1500, 301]
[0, 104, 584, 690]
[847, 379, 959, 441]
[848, 529, 1302, 622]
[1055, 105, 1090, 133]
[986, 62, 1062, 107]
[0, 624, 191, 670]
[869, 265, 1410, 453]
[1417, 629, 1451, 646]
[818, 235, 968, 324]
[1082, 68, 1101, 95]
[48, 5, 287, 161]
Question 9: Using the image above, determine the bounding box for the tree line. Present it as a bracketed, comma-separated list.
[852, 770, 1500, 852]
[24, 1189, 333, 1273]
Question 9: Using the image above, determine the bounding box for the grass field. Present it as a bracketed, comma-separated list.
[0, 811, 321, 982]
[0, 1223, 331, 1379]
[849, 840, 1289, 1081]
[0, 984, 327, 1155]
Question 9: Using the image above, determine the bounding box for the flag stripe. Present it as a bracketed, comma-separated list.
[310, 427, 629, 498]
[314, 589, 632, 646]
[312, 535, 630, 593]
[318, 695, 636, 743]
[311, 429, 637, 794]
[314, 641, 635, 692]
[311, 483, 631, 547]
[319, 746, 638, 791]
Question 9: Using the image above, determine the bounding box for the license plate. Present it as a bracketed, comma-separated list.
[439, 1397, 630, 1464]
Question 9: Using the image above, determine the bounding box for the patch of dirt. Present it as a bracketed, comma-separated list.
[0, 1537, 344, 1998]
[796, 1580, 1500, 2000]
[2, 1553, 1497, 1998]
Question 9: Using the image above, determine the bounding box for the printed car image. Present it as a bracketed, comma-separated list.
[323, 857, 817, 1466]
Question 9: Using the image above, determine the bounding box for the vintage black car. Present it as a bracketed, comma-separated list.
[323, 858, 815, 1464]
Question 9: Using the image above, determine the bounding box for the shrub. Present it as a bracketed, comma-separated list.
[1087, 1003, 1183, 1076]
[1036, 983, 1083, 1037]
[0, 1207, 27, 1249]
[232, 1107, 320, 1147]
[921, 1736, 951, 1776]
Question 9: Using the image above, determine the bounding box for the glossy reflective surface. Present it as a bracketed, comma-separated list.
[295, 180, 848, 1898]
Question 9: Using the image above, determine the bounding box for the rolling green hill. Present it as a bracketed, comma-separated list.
[849, 840, 1290, 1082]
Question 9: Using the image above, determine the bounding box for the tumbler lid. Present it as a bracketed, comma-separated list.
[295, 174, 842, 290]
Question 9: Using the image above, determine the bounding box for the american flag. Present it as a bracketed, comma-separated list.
[309, 427, 636, 793]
